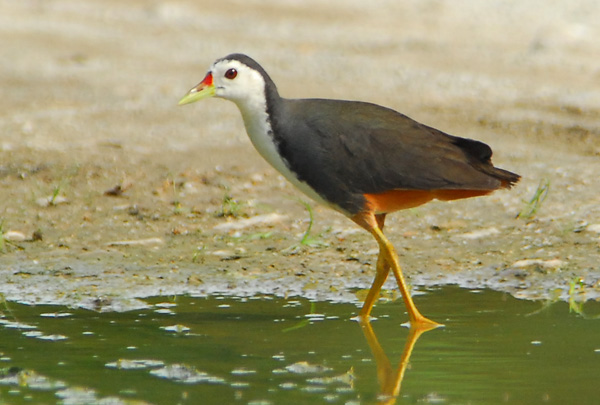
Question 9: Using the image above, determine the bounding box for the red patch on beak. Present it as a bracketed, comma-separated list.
[201, 72, 213, 86]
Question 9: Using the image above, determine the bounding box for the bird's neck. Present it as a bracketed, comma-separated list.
[233, 85, 281, 144]
[235, 98, 272, 143]
[232, 87, 286, 170]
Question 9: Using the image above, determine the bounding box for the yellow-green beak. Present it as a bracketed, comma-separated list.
[178, 72, 215, 105]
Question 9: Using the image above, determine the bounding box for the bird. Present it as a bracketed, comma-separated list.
[179, 53, 520, 328]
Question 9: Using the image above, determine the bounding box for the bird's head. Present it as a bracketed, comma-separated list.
[179, 54, 275, 109]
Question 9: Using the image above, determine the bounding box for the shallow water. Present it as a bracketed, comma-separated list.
[0, 287, 598, 404]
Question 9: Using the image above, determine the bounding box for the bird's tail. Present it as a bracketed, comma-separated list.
[489, 167, 521, 189]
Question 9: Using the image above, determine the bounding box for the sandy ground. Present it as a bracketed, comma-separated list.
[1, 0, 599, 311]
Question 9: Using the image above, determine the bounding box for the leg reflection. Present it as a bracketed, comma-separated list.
[358, 320, 440, 404]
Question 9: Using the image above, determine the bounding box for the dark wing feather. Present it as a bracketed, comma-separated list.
[272, 98, 519, 214]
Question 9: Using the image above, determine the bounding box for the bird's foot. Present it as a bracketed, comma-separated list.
[407, 316, 444, 331]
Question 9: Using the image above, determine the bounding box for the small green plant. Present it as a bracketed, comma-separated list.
[0, 293, 12, 318]
[192, 246, 204, 263]
[566, 277, 600, 319]
[172, 200, 183, 215]
[49, 184, 62, 206]
[217, 190, 243, 218]
[517, 178, 550, 220]
[568, 277, 585, 315]
[169, 177, 184, 215]
[0, 220, 4, 253]
[298, 199, 327, 248]
[282, 200, 328, 255]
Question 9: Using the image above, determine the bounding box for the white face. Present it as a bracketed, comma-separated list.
[210, 59, 267, 106]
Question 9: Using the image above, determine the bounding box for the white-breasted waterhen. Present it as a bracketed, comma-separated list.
[179, 54, 520, 328]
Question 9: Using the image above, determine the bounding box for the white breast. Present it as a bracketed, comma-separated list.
[235, 99, 334, 211]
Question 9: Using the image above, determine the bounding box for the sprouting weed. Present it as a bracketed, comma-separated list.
[0, 220, 17, 253]
[0, 293, 14, 319]
[568, 277, 585, 315]
[0, 220, 4, 253]
[517, 178, 550, 220]
[217, 190, 243, 218]
[49, 184, 61, 206]
[282, 200, 328, 255]
[172, 200, 183, 215]
[563, 278, 600, 319]
[169, 177, 183, 215]
[298, 200, 327, 248]
[192, 246, 204, 263]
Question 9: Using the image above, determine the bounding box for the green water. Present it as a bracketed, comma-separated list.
[0, 287, 598, 404]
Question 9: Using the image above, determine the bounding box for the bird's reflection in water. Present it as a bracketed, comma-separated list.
[358, 320, 440, 404]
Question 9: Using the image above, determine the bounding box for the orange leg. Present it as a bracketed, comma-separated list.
[359, 244, 391, 320]
[353, 212, 442, 328]
[359, 213, 389, 320]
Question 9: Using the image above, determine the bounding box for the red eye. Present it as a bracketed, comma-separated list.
[224, 68, 237, 80]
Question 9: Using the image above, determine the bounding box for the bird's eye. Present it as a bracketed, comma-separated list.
[224, 68, 237, 80]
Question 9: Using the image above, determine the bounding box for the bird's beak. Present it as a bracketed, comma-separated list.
[178, 72, 215, 105]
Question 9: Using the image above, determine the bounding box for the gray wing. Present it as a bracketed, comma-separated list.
[273, 98, 516, 213]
